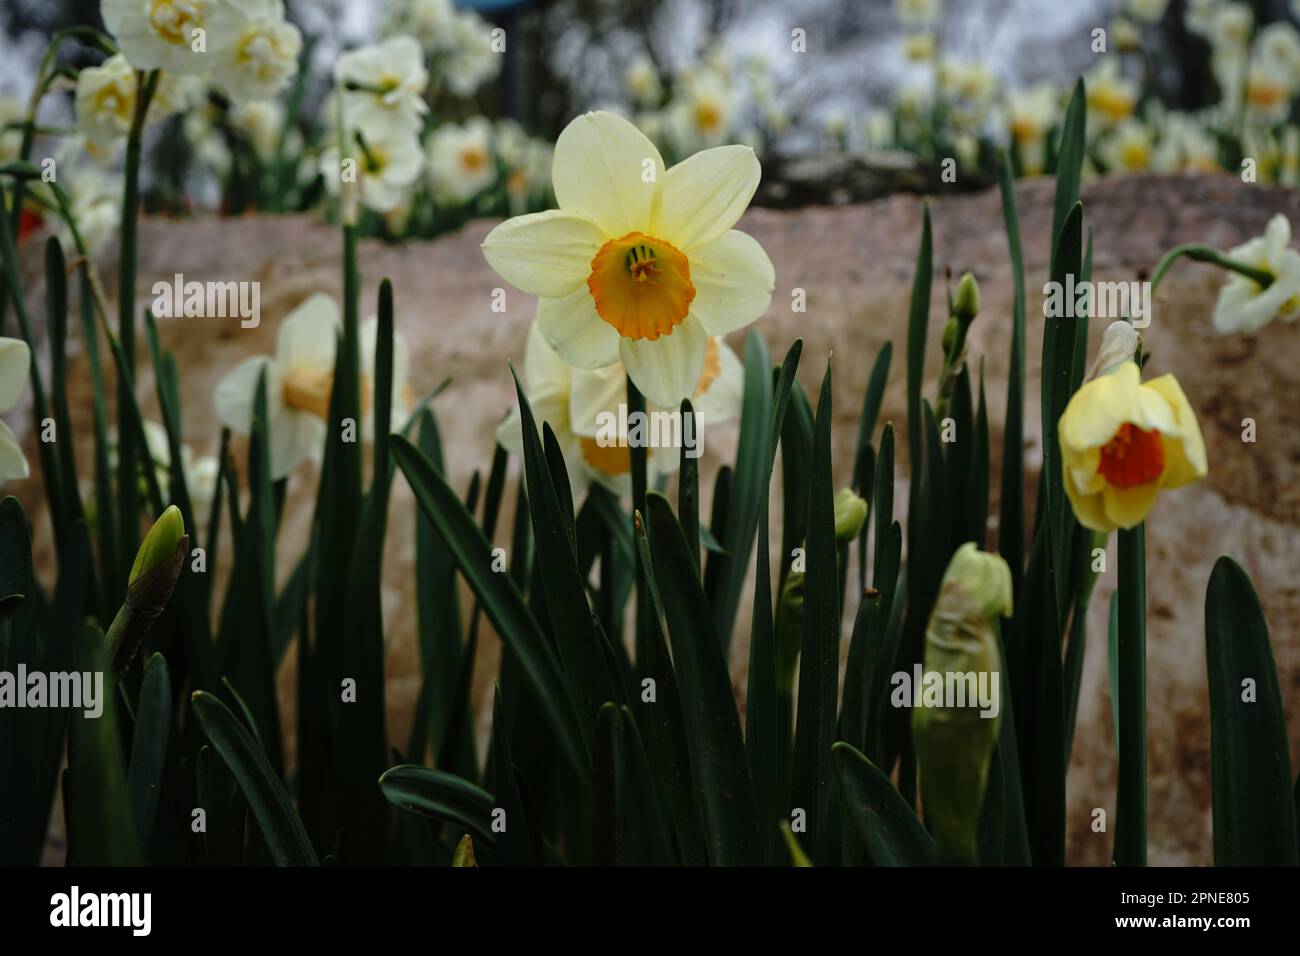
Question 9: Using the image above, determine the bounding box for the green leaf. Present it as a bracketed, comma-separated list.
[191, 690, 319, 866]
[678, 398, 701, 573]
[1050, 78, 1087, 265]
[832, 743, 936, 866]
[379, 765, 497, 848]
[712, 329, 773, 652]
[488, 685, 535, 864]
[791, 360, 840, 857]
[997, 151, 1027, 593]
[644, 492, 761, 865]
[127, 652, 171, 862]
[392, 435, 590, 783]
[1205, 557, 1296, 865]
[592, 702, 675, 866]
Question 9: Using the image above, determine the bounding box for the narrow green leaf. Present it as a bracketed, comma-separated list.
[832, 742, 936, 866]
[1113, 523, 1146, 866]
[127, 652, 171, 861]
[192, 690, 318, 866]
[378, 765, 496, 848]
[1205, 557, 1296, 865]
[997, 151, 1027, 593]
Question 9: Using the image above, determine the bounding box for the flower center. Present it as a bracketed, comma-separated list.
[1097, 422, 1165, 489]
[459, 146, 488, 173]
[282, 367, 333, 420]
[694, 101, 722, 134]
[149, 0, 201, 46]
[580, 437, 633, 476]
[587, 232, 695, 340]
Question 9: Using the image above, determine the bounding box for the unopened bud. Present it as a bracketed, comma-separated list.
[833, 488, 868, 544]
[1087, 320, 1140, 381]
[110, 505, 188, 680]
[953, 271, 980, 322]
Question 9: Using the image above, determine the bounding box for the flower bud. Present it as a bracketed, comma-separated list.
[911, 543, 1010, 864]
[129, 504, 186, 586]
[1087, 320, 1140, 381]
[833, 488, 868, 544]
[953, 271, 980, 322]
[110, 505, 188, 680]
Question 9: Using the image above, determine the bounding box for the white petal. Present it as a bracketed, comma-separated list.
[618, 315, 708, 408]
[568, 363, 627, 438]
[214, 355, 279, 434]
[688, 230, 775, 335]
[278, 293, 341, 369]
[652, 145, 761, 250]
[691, 337, 744, 425]
[552, 111, 663, 237]
[523, 318, 574, 389]
[0, 419, 29, 481]
[482, 211, 607, 298]
[537, 285, 621, 369]
[274, 410, 325, 481]
[0, 337, 31, 413]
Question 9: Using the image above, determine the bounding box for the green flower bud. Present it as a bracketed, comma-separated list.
[953, 271, 980, 322]
[451, 834, 478, 867]
[775, 570, 805, 695]
[129, 504, 186, 586]
[833, 488, 869, 544]
[109, 505, 189, 680]
[910, 543, 1011, 864]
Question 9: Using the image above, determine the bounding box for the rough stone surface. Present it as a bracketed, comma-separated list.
[12, 172, 1299, 865]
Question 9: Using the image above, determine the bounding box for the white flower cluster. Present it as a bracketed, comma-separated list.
[379, 0, 501, 97]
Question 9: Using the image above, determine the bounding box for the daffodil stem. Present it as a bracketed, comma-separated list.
[1148, 243, 1273, 298]
[115, 68, 159, 581]
[1114, 522, 1147, 866]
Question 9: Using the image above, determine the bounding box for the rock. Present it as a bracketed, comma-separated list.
[12, 171, 1299, 865]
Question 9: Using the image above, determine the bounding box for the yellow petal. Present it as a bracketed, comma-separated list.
[552, 111, 663, 238]
[482, 210, 606, 297]
[651, 144, 761, 250]
[1059, 360, 1140, 453]
[1102, 480, 1160, 529]
[687, 230, 775, 335]
[1143, 374, 1208, 488]
[1063, 467, 1111, 532]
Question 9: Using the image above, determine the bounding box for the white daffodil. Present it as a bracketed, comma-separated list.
[1007, 82, 1057, 175]
[498, 321, 742, 497]
[188, 454, 221, 515]
[75, 54, 200, 160]
[380, 0, 454, 50]
[217, 0, 302, 104]
[1098, 118, 1154, 172]
[360, 315, 413, 434]
[321, 126, 423, 213]
[667, 70, 734, 153]
[1244, 56, 1294, 122]
[1209, 3, 1253, 51]
[1084, 59, 1138, 130]
[336, 35, 428, 137]
[442, 12, 501, 97]
[214, 292, 338, 479]
[1111, 16, 1141, 53]
[425, 118, 496, 204]
[1127, 0, 1167, 24]
[102, 0, 244, 75]
[1152, 113, 1218, 173]
[894, 0, 941, 28]
[230, 98, 289, 160]
[1212, 214, 1300, 333]
[56, 160, 121, 255]
[482, 111, 773, 409]
[902, 33, 937, 62]
[625, 54, 663, 107]
[0, 337, 31, 482]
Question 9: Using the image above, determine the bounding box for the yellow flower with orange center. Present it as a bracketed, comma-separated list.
[1058, 361, 1207, 532]
[482, 111, 774, 408]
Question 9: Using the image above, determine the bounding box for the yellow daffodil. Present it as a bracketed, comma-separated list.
[425, 118, 496, 204]
[1211, 214, 1300, 333]
[0, 337, 31, 482]
[1058, 361, 1206, 532]
[102, 0, 244, 75]
[482, 111, 773, 408]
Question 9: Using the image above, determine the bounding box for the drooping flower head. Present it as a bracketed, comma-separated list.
[1211, 214, 1300, 333]
[1058, 360, 1206, 532]
[482, 111, 774, 408]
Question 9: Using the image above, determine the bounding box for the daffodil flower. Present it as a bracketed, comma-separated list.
[214, 293, 338, 479]
[425, 118, 496, 204]
[482, 111, 774, 409]
[1211, 214, 1300, 333]
[217, 0, 303, 104]
[320, 127, 423, 213]
[102, 0, 244, 75]
[1058, 361, 1206, 532]
[498, 320, 743, 497]
[0, 337, 31, 482]
[336, 36, 429, 137]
